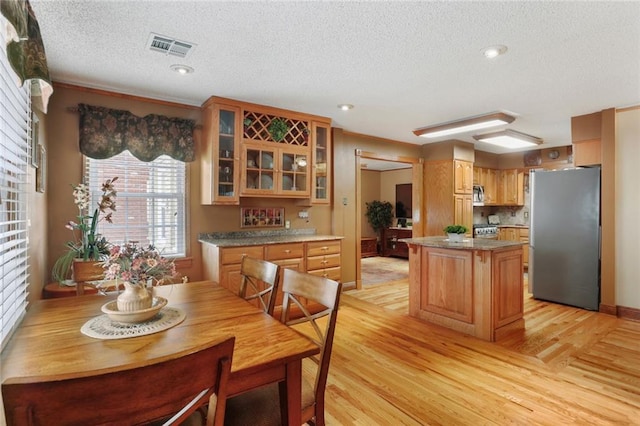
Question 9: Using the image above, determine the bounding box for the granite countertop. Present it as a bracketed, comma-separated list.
[497, 224, 529, 228]
[199, 229, 343, 247]
[400, 236, 525, 251]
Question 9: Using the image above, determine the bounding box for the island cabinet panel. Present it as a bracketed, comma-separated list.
[422, 248, 473, 323]
[493, 248, 524, 329]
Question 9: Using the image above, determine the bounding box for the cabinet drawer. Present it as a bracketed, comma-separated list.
[307, 240, 341, 256]
[220, 246, 263, 265]
[307, 266, 341, 281]
[518, 228, 529, 237]
[307, 253, 341, 270]
[265, 243, 305, 260]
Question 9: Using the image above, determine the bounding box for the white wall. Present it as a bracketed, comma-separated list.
[616, 108, 640, 309]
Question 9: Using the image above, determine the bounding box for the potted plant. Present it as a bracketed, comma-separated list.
[268, 117, 289, 142]
[365, 200, 394, 248]
[443, 224, 468, 242]
[52, 177, 118, 284]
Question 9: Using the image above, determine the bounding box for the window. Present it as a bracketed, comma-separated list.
[85, 151, 187, 257]
[0, 25, 30, 349]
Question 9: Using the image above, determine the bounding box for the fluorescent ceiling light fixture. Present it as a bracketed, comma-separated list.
[483, 45, 508, 59]
[338, 104, 354, 111]
[170, 64, 194, 75]
[413, 112, 515, 138]
[473, 129, 543, 149]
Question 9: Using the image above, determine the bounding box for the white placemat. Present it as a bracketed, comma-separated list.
[81, 307, 186, 340]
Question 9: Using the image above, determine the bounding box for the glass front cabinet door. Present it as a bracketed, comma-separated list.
[312, 122, 331, 204]
[201, 102, 240, 205]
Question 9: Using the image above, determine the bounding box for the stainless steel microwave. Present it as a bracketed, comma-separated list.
[473, 185, 485, 206]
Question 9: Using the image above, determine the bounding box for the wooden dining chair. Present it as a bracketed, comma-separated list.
[225, 269, 342, 426]
[2, 337, 235, 426]
[238, 256, 281, 316]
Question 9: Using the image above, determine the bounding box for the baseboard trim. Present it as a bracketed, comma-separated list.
[617, 305, 640, 322]
[599, 303, 617, 316]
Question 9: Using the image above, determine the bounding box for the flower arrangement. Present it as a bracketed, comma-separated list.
[52, 177, 118, 283]
[103, 242, 177, 287]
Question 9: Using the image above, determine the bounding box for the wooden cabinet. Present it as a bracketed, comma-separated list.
[242, 144, 310, 197]
[483, 168, 498, 205]
[381, 227, 412, 258]
[498, 227, 529, 268]
[498, 169, 524, 206]
[201, 96, 332, 204]
[454, 160, 473, 194]
[201, 102, 241, 205]
[202, 239, 341, 289]
[361, 237, 378, 258]
[306, 240, 341, 281]
[453, 194, 473, 235]
[473, 167, 523, 206]
[406, 242, 524, 341]
[312, 122, 331, 204]
[265, 242, 305, 307]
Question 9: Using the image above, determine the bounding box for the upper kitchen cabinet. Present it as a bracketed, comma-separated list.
[454, 160, 473, 194]
[200, 96, 332, 204]
[201, 100, 241, 205]
[312, 122, 331, 204]
[499, 169, 524, 206]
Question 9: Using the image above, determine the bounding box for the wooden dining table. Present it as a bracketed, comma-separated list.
[0, 281, 318, 425]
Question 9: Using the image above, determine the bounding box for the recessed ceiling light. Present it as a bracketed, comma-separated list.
[338, 104, 354, 111]
[483, 45, 508, 59]
[170, 64, 194, 75]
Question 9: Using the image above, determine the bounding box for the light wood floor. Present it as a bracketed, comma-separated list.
[326, 277, 640, 425]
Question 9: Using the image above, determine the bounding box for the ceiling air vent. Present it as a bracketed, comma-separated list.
[146, 33, 196, 58]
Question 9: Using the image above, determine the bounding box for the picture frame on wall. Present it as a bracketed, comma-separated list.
[241, 207, 284, 228]
[36, 144, 46, 193]
[31, 113, 39, 168]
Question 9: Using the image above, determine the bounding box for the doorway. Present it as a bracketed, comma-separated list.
[355, 150, 422, 290]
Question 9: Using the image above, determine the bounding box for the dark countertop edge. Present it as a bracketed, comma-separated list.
[199, 235, 344, 247]
[400, 236, 525, 251]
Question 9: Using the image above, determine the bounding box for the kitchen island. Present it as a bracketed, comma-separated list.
[401, 236, 525, 342]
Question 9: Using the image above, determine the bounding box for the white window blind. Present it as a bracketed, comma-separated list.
[0, 21, 31, 349]
[85, 151, 186, 257]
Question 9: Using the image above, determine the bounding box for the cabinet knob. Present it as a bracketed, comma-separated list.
[284, 249, 291, 254]
[321, 260, 328, 265]
[321, 246, 328, 251]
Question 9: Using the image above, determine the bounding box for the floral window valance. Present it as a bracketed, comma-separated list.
[78, 104, 195, 163]
[1, 0, 53, 113]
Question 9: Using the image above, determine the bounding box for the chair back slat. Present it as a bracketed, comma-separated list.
[2, 337, 235, 426]
[238, 256, 281, 315]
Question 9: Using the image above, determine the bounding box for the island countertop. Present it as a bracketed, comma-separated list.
[199, 230, 343, 247]
[400, 236, 525, 251]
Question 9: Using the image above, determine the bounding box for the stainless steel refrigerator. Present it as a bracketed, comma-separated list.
[529, 167, 600, 311]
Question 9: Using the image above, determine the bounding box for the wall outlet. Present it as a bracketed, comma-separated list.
[511, 211, 516, 217]
[524, 211, 529, 219]
[285, 220, 291, 229]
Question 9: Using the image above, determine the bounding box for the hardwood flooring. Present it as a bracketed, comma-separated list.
[329, 272, 640, 425]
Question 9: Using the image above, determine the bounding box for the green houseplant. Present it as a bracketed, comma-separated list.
[52, 177, 118, 283]
[268, 118, 289, 142]
[365, 200, 394, 242]
[443, 224, 468, 242]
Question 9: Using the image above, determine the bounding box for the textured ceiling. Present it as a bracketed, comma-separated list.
[32, 1, 640, 158]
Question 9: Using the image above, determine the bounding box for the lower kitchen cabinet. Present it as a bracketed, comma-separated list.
[201, 238, 342, 315]
[306, 240, 342, 281]
[498, 227, 529, 268]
